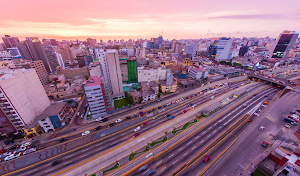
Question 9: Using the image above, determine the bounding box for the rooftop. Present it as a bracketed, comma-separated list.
[84, 76, 102, 87]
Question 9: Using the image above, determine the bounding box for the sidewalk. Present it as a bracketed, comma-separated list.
[57, 82, 258, 176]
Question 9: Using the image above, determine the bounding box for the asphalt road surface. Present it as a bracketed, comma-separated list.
[1, 82, 248, 176]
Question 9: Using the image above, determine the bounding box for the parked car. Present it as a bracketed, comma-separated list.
[133, 133, 140, 138]
[14, 146, 26, 154]
[261, 141, 268, 147]
[21, 142, 31, 148]
[134, 126, 141, 132]
[203, 155, 211, 162]
[96, 117, 103, 122]
[9, 144, 20, 151]
[259, 126, 265, 131]
[38, 145, 44, 150]
[290, 111, 296, 114]
[23, 148, 36, 155]
[59, 137, 68, 142]
[115, 119, 122, 123]
[157, 98, 162, 102]
[285, 123, 292, 128]
[82, 131, 90, 136]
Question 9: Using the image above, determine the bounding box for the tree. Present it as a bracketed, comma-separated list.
[125, 91, 133, 104]
[157, 92, 161, 98]
[219, 61, 226, 65]
[139, 96, 143, 103]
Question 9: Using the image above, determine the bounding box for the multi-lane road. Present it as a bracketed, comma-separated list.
[1, 81, 249, 176]
[126, 86, 279, 176]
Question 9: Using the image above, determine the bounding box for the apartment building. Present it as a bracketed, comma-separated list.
[0, 69, 50, 135]
[137, 66, 167, 82]
[29, 60, 51, 85]
[84, 77, 107, 118]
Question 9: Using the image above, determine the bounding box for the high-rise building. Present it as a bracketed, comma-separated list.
[2, 35, 19, 48]
[55, 52, 65, 68]
[184, 43, 197, 57]
[0, 69, 50, 135]
[76, 54, 86, 68]
[43, 46, 60, 72]
[215, 37, 233, 62]
[157, 36, 163, 49]
[16, 42, 32, 60]
[84, 77, 107, 118]
[56, 44, 75, 64]
[25, 37, 52, 73]
[269, 30, 299, 60]
[29, 60, 51, 85]
[86, 38, 97, 47]
[106, 50, 123, 97]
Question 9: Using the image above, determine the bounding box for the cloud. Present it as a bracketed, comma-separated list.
[208, 14, 283, 20]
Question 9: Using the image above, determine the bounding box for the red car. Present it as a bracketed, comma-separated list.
[242, 104, 247, 108]
[141, 122, 148, 126]
[133, 133, 140, 138]
[139, 112, 144, 116]
[253, 94, 256, 96]
[0, 149, 5, 154]
[197, 92, 201, 94]
[274, 90, 277, 92]
[182, 110, 187, 113]
[203, 155, 211, 162]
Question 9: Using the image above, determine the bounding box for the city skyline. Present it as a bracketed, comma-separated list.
[1, 0, 300, 41]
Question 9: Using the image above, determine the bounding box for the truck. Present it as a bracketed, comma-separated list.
[284, 118, 296, 124]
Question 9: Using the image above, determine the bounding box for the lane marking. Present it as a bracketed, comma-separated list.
[81, 149, 89, 152]
[178, 147, 183, 151]
[156, 160, 162, 165]
[63, 161, 73, 165]
[183, 152, 188, 156]
[219, 126, 222, 129]
[207, 135, 211, 138]
[195, 136, 199, 139]
[168, 154, 174, 158]
[95, 143, 102, 146]
[121, 133, 126, 136]
[65, 155, 73, 159]
[161, 167, 166, 172]
[143, 169, 150, 175]
[146, 153, 153, 158]
[200, 140, 204, 143]
[45, 168, 55, 173]
[192, 146, 197, 150]
[110, 142, 117, 145]
[109, 138, 115, 141]
[27, 169, 38, 174]
[123, 137, 128, 139]
[214, 123, 217, 126]
[208, 127, 212, 129]
[95, 148, 103, 152]
[202, 131, 206, 134]
[80, 154, 88, 158]
[187, 141, 192, 145]
[213, 130, 216, 133]
[173, 160, 178, 164]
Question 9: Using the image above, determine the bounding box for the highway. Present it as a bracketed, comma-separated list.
[1, 81, 248, 176]
[126, 86, 279, 176]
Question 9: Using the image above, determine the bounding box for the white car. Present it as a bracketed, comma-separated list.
[134, 126, 141, 132]
[285, 123, 292, 128]
[23, 148, 36, 155]
[4, 153, 21, 161]
[211, 96, 214, 99]
[21, 142, 31, 148]
[96, 117, 103, 122]
[82, 131, 90, 136]
[192, 105, 197, 108]
[77, 112, 80, 116]
[14, 146, 26, 154]
[115, 119, 122, 123]
[166, 103, 171, 106]
[259, 126, 265, 131]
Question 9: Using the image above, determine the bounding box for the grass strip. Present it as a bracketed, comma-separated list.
[103, 161, 119, 174]
[172, 119, 198, 135]
[149, 136, 168, 147]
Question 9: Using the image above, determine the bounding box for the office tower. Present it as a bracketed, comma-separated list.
[157, 36, 163, 49]
[84, 77, 107, 118]
[16, 43, 32, 60]
[95, 49, 113, 108]
[215, 37, 233, 62]
[43, 46, 60, 72]
[25, 37, 51, 73]
[0, 69, 50, 135]
[184, 43, 197, 57]
[269, 30, 299, 60]
[106, 50, 123, 96]
[29, 60, 51, 85]
[2, 35, 19, 48]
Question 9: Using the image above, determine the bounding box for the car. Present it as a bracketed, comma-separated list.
[133, 133, 140, 138]
[136, 164, 148, 173]
[139, 112, 145, 116]
[264, 95, 268, 97]
[242, 104, 247, 108]
[0, 149, 5, 154]
[9, 144, 20, 151]
[259, 126, 265, 131]
[285, 123, 292, 128]
[274, 90, 277, 92]
[134, 126, 141, 132]
[51, 160, 62, 166]
[203, 155, 211, 162]
[115, 119, 122, 123]
[211, 96, 214, 99]
[108, 123, 115, 127]
[268, 97, 272, 100]
[1, 152, 12, 158]
[261, 141, 268, 147]
[189, 96, 193, 98]
[23, 148, 36, 155]
[142, 122, 148, 126]
[182, 110, 187, 113]
[101, 118, 108, 122]
[169, 116, 175, 120]
[162, 105, 166, 108]
[77, 112, 80, 116]
[137, 107, 143, 110]
[95, 126, 102, 130]
[166, 103, 171, 106]
[145, 168, 156, 176]
[38, 145, 44, 150]
[188, 104, 193, 107]
[126, 116, 131, 119]
[4, 153, 20, 161]
[165, 114, 170, 118]
[82, 131, 90, 136]
[96, 117, 103, 122]
[253, 94, 256, 96]
[59, 137, 68, 142]
[157, 98, 162, 102]
[263, 102, 267, 105]
[153, 116, 158, 119]
[14, 146, 26, 153]
[192, 105, 197, 108]
[21, 142, 31, 148]
[291, 111, 296, 114]
[81, 114, 84, 119]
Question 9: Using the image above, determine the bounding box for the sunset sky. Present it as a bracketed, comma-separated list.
[1, 0, 300, 41]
